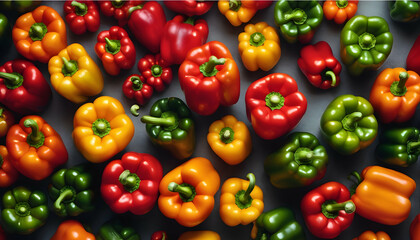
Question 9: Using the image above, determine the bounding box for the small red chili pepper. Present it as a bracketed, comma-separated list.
[138, 54, 172, 92]
[63, 0, 100, 35]
[151, 231, 168, 240]
[122, 74, 153, 106]
[163, 0, 213, 16]
[99, 0, 142, 26]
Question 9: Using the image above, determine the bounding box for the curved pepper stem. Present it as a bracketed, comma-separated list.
[92, 119, 111, 138]
[29, 22, 47, 41]
[408, 141, 420, 153]
[342, 112, 363, 132]
[128, 4, 144, 17]
[71, 1, 88, 16]
[141, 115, 176, 127]
[105, 38, 121, 55]
[390, 71, 409, 96]
[119, 170, 141, 193]
[229, 0, 242, 11]
[0, 72, 24, 90]
[54, 189, 74, 212]
[324, 71, 337, 87]
[235, 173, 256, 209]
[323, 200, 355, 219]
[285, 8, 307, 25]
[220, 127, 234, 144]
[168, 182, 196, 202]
[130, 104, 140, 117]
[24, 119, 45, 148]
[184, 17, 195, 25]
[61, 57, 79, 77]
[200, 56, 226, 77]
[130, 76, 143, 91]
[336, 0, 348, 8]
[348, 171, 362, 195]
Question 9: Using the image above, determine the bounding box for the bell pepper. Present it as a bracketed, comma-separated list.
[251, 207, 305, 240]
[152, 231, 167, 240]
[64, 0, 100, 35]
[0, 107, 14, 138]
[158, 157, 220, 227]
[389, 0, 420, 22]
[323, 0, 358, 24]
[164, 1, 214, 16]
[122, 74, 153, 106]
[245, 73, 307, 140]
[320, 94, 378, 155]
[0, 13, 11, 52]
[6, 115, 68, 180]
[179, 41, 240, 116]
[0, 145, 19, 188]
[48, 43, 104, 104]
[141, 97, 195, 160]
[128, 1, 166, 53]
[1, 186, 48, 235]
[349, 165, 416, 225]
[274, 0, 323, 44]
[207, 115, 252, 165]
[12, 6, 67, 63]
[264, 132, 328, 189]
[73, 96, 135, 163]
[0, 0, 41, 13]
[301, 182, 355, 239]
[353, 231, 391, 240]
[298, 41, 342, 89]
[138, 54, 173, 92]
[179, 231, 221, 240]
[97, 220, 140, 240]
[99, 0, 142, 26]
[218, 0, 271, 27]
[161, 15, 209, 65]
[0, 59, 52, 115]
[411, 214, 420, 240]
[407, 35, 420, 74]
[340, 15, 393, 76]
[51, 220, 95, 240]
[238, 22, 281, 71]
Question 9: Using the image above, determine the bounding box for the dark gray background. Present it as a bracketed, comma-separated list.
[2, 1, 420, 239]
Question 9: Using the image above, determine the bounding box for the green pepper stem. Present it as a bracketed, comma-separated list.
[220, 127, 234, 144]
[184, 17, 195, 25]
[285, 8, 307, 25]
[119, 170, 140, 192]
[408, 141, 420, 153]
[54, 189, 74, 211]
[130, 104, 140, 117]
[295, 149, 313, 163]
[200, 56, 226, 77]
[336, 0, 348, 8]
[141, 115, 176, 127]
[249, 32, 266, 47]
[24, 119, 45, 148]
[71, 1, 88, 16]
[15, 202, 31, 217]
[111, 0, 124, 8]
[0, 108, 3, 117]
[229, 0, 241, 11]
[342, 112, 363, 132]
[151, 65, 163, 77]
[29, 22, 47, 41]
[0, 72, 24, 89]
[61, 57, 79, 76]
[265, 92, 285, 111]
[168, 182, 194, 201]
[92, 119, 111, 138]
[238, 173, 255, 204]
[128, 4, 144, 17]
[130, 76, 143, 91]
[325, 200, 355, 214]
[260, 233, 268, 240]
[348, 171, 362, 184]
[325, 71, 337, 87]
[397, 72, 409, 91]
[358, 33, 376, 50]
[105, 38, 121, 55]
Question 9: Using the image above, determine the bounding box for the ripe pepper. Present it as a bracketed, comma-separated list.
[122, 74, 153, 106]
[340, 15, 393, 76]
[152, 231, 167, 240]
[411, 214, 420, 240]
[245, 73, 307, 140]
[238, 22, 281, 71]
[99, 0, 141, 26]
[265, 132, 328, 189]
[389, 0, 420, 22]
[353, 231, 391, 240]
[138, 54, 173, 92]
[0, 13, 11, 52]
[320, 94, 378, 155]
[12, 6, 67, 63]
[160, 15, 209, 65]
[298, 41, 342, 89]
[301, 182, 355, 239]
[0, 107, 14, 138]
[0, 59, 52, 115]
[179, 41, 240, 116]
[164, 1, 214, 16]
[407, 35, 420, 74]
[218, 0, 271, 27]
[51, 220, 95, 240]
[350, 166, 416, 225]
[73, 96, 135, 163]
[1, 186, 48, 235]
[48, 43, 104, 104]
[0, 145, 19, 188]
[6, 115, 68, 180]
[274, 0, 323, 44]
[179, 231, 221, 240]
[64, 0, 100, 35]
[323, 0, 358, 24]
[158, 157, 220, 227]
[97, 220, 140, 240]
[0, 0, 41, 13]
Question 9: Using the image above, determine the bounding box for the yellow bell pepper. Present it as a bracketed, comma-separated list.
[72, 96, 134, 163]
[178, 231, 221, 240]
[48, 43, 104, 103]
[238, 22, 281, 71]
[218, 0, 257, 26]
[220, 173, 264, 226]
[207, 115, 252, 165]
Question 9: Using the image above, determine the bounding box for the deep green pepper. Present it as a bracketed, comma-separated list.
[251, 207, 305, 240]
[264, 132, 328, 189]
[141, 97, 195, 160]
[375, 127, 420, 167]
[1, 186, 48, 235]
[340, 15, 393, 76]
[48, 165, 94, 217]
[0, 13, 11, 52]
[97, 220, 140, 240]
[320, 94, 378, 155]
[274, 0, 323, 44]
[389, 0, 420, 22]
[0, 0, 41, 13]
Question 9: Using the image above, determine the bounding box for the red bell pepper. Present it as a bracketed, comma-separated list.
[411, 214, 420, 240]
[128, 1, 166, 53]
[245, 73, 307, 140]
[178, 41, 240, 116]
[161, 15, 209, 65]
[122, 74, 153, 106]
[99, 0, 142, 26]
[95, 26, 136, 76]
[101, 152, 163, 215]
[301, 182, 355, 239]
[298, 41, 342, 89]
[407, 35, 420, 74]
[0, 59, 51, 115]
[138, 54, 172, 92]
[63, 0, 100, 35]
[151, 231, 168, 240]
[163, 0, 214, 16]
[0, 145, 18, 188]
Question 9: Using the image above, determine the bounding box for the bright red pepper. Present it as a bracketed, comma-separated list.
[99, 0, 142, 26]
[0, 145, 19, 188]
[411, 214, 420, 240]
[178, 41, 240, 116]
[138, 54, 172, 92]
[151, 231, 168, 240]
[0, 59, 51, 115]
[245, 73, 307, 140]
[163, 0, 214, 16]
[64, 0, 100, 35]
[101, 152, 163, 215]
[160, 15, 209, 65]
[407, 34, 420, 74]
[122, 74, 153, 106]
[298, 41, 342, 89]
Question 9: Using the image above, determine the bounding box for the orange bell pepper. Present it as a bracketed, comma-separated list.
[352, 230, 391, 240]
[178, 231, 221, 240]
[323, 0, 358, 24]
[218, 0, 258, 26]
[51, 220, 95, 240]
[12, 6, 67, 63]
[0, 107, 14, 138]
[350, 165, 416, 225]
[411, 214, 420, 240]
[158, 157, 220, 227]
[0, 145, 18, 188]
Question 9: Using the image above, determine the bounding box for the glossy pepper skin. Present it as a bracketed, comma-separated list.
[64, 0, 100, 35]
[179, 41, 240, 116]
[389, 0, 420, 22]
[320, 94, 378, 155]
[353, 231, 391, 240]
[407, 35, 420, 74]
[99, 0, 142, 26]
[12, 6, 67, 63]
[0, 59, 52, 115]
[340, 15, 393, 76]
[0, 0, 41, 13]
[0, 13, 11, 52]
[265, 132, 328, 189]
[323, 0, 358, 24]
[238, 22, 281, 71]
[179, 231, 221, 240]
[151, 231, 167, 240]
[158, 157, 220, 227]
[138, 54, 173, 92]
[51, 220, 95, 240]
[298, 41, 342, 89]
[122, 74, 153, 106]
[218, 0, 271, 27]
[7, 115, 68, 180]
[245, 73, 307, 140]
[0, 107, 14, 138]
[0, 145, 19, 188]
[411, 214, 420, 240]
[350, 166, 416, 225]
[97, 220, 140, 240]
[164, 1, 214, 16]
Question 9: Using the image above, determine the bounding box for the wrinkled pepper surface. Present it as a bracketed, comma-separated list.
[323, 0, 358, 24]
[164, 0, 214, 16]
[407, 35, 420, 74]
[64, 0, 100, 35]
[97, 220, 140, 240]
[179, 231, 221, 240]
[0, 145, 19, 188]
[353, 231, 391, 240]
[138, 54, 173, 92]
[122, 74, 153, 106]
[51, 220, 95, 240]
[411, 214, 420, 240]
[218, 0, 271, 26]
[389, 0, 420, 22]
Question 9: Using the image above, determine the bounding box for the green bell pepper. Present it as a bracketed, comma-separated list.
[48, 165, 94, 217]
[320, 94, 378, 155]
[141, 97, 195, 160]
[0, 13, 11, 52]
[1, 186, 48, 235]
[0, 0, 41, 13]
[375, 127, 420, 167]
[264, 132, 328, 189]
[274, 0, 323, 44]
[97, 220, 140, 240]
[389, 0, 420, 22]
[251, 207, 305, 240]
